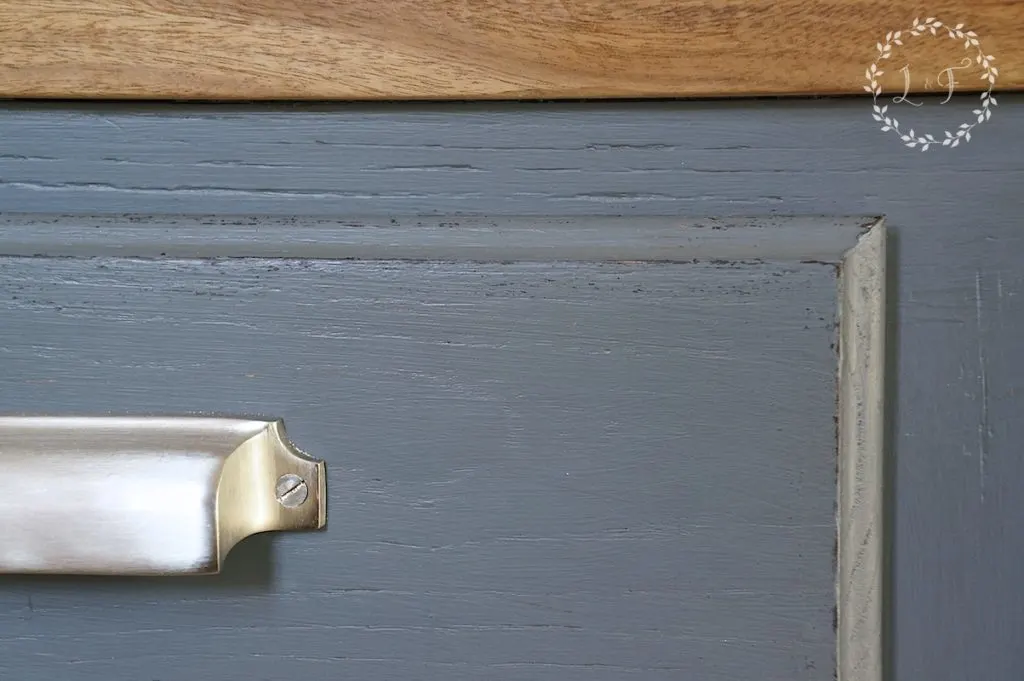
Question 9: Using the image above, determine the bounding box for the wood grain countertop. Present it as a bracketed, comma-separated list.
[1, 1, 1021, 100]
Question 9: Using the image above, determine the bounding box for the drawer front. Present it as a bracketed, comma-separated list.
[1, 98, 1022, 681]
[1, 248, 839, 680]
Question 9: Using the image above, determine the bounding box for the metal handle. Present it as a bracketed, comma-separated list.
[0, 417, 326, 575]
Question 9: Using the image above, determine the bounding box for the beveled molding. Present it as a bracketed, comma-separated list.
[0, 213, 886, 679]
[837, 220, 886, 681]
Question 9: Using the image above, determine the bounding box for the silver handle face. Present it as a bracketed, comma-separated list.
[0, 417, 326, 575]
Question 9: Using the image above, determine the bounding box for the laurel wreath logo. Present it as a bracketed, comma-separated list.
[865, 17, 998, 150]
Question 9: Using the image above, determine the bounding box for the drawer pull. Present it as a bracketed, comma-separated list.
[0, 417, 326, 575]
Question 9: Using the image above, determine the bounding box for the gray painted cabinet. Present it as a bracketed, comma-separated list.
[0, 98, 1021, 680]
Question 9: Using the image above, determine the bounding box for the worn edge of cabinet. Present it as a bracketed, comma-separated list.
[0, 1, 1021, 99]
[0, 214, 874, 262]
[837, 219, 886, 681]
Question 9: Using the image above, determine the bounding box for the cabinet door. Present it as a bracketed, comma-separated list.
[0, 216, 883, 681]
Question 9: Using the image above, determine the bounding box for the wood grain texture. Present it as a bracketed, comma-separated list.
[0, 1, 1021, 99]
[0, 257, 839, 680]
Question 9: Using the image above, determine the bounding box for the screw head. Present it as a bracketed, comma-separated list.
[275, 473, 308, 508]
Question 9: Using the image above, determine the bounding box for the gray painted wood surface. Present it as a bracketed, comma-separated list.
[0, 96, 1021, 679]
[0, 214, 869, 261]
[0, 257, 837, 680]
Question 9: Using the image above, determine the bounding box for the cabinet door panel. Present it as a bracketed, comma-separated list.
[0, 254, 842, 680]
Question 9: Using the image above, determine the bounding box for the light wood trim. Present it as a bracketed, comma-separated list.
[838, 220, 887, 681]
[0, 1, 1020, 99]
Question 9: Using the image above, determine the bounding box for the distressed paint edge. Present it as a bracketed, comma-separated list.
[0, 214, 873, 263]
[837, 219, 886, 681]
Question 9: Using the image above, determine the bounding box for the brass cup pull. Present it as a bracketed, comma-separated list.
[0, 417, 326, 575]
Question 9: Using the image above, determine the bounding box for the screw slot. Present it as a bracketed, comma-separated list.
[275, 473, 308, 508]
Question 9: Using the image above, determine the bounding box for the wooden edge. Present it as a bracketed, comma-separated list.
[837, 219, 886, 681]
[0, 1, 1020, 99]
